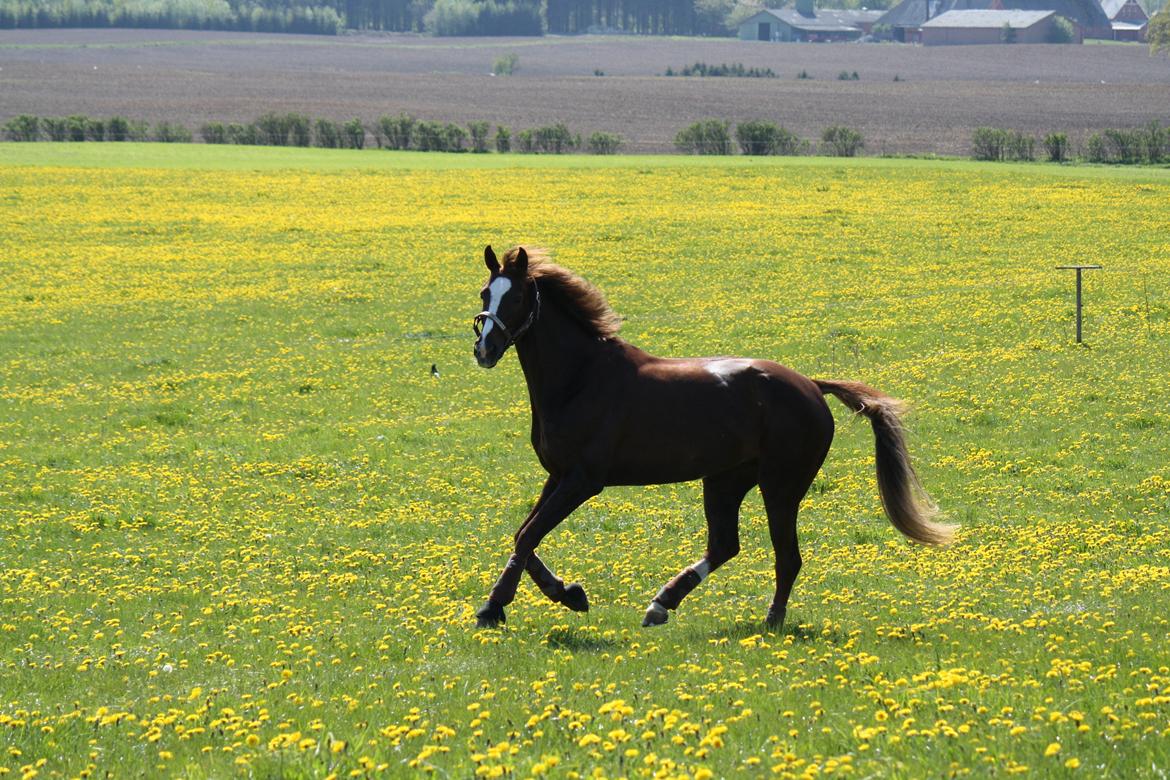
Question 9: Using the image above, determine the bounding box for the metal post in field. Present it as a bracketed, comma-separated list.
[1055, 265, 1101, 344]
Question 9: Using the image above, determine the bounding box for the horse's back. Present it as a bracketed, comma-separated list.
[599, 348, 833, 485]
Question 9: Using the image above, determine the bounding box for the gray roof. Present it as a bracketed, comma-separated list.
[878, 0, 1109, 28]
[1099, 0, 1126, 16]
[1100, 0, 1146, 18]
[750, 6, 883, 32]
[921, 8, 1054, 26]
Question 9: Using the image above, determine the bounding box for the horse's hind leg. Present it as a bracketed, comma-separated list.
[758, 464, 822, 630]
[642, 464, 756, 627]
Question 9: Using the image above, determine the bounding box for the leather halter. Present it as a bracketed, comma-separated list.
[473, 279, 541, 348]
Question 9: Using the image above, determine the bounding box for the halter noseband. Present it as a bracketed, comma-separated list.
[473, 279, 541, 348]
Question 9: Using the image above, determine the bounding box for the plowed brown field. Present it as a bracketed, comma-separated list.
[2, 29, 1167, 154]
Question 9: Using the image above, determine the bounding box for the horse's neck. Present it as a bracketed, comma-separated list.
[515, 300, 607, 417]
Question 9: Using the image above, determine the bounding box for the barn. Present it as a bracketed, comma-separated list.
[738, 0, 883, 42]
[920, 9, 1057, 43]
[1100, 0, 1149, 40]
[876, 0, 1109, 41]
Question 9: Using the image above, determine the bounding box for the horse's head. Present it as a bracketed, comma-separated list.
[473, 245, 539, 368]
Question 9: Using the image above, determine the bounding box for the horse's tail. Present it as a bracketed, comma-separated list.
[815, 379, 955, 546]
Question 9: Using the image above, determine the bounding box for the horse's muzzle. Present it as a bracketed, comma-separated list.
[474, 340, 501, 368]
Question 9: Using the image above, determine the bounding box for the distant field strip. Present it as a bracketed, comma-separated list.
[3, 30, 1169, 155]
[1, 145, 1168, 778]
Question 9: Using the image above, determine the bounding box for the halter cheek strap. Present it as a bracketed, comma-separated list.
[473, 280, 541, 348]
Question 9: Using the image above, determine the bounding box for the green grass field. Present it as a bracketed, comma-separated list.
[1, 144, 1168, 779]
[5, 142, 1170, 178]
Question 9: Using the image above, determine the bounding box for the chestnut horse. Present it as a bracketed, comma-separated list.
[472, 246, 954, 629]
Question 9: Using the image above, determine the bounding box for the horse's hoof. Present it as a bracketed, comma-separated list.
[765, 606, 786, 630]
[475, 600, 506, 628]
[561, 583, 589, 613]
[641, 601, 669, 627]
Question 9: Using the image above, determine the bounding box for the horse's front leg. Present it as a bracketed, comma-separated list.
[518, 478, 590, 613]
[527, 555, 590, 612]
[476, 470, 601, 627]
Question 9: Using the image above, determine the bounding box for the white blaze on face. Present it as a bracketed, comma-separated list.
[704, 358, 752, 387]
[477, 276, 513, 357]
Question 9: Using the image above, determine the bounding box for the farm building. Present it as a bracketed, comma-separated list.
[920, 9, 1057, 43]
[876, 0, 1109, 40]
[738, 0, 883, 41]
[1100, 0, 1148, 40]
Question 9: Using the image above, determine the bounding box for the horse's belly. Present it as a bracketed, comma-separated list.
[604, 412, 760, 486]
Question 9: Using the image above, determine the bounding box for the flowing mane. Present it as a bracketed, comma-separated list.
[503, 247, 621, 339]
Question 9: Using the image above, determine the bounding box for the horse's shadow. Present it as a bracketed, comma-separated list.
[537, 617, 836, 650]
[695, 617, 837, 644]
[541, 627, 619, 652]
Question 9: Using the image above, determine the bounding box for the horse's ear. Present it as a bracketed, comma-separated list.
[484, 245, 500, 274]
[512, 247, 528, 276]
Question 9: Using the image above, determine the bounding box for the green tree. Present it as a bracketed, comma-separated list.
[972, 127, 1007, 161]
[1043, 132, 1069, 163]
[468, 121, 491, 153]
[442, 123, 468, 152]
[255, 113, 290, 145]
[693, 0, 735, 35]
[736, 120, 804, 155]
[343, 119, 366, 149]
[1046, 15, 1075, 42]
[1084, 133, 1108, 163]
[1004, 130, 1034, 161]
[414, 120, 445, 151]
[107, 117, 130, 142]
[493, 52, 519, 75]
[201, 122, 229, 144]
[66, 115, 88, 142]
[1140, 121, 1166, 163]
[587, 131, 622, 154]
[42, 117, 69, 142]
[153, 122, 192, 143]
[85, 118, 106, 141]
[821, 125, 864, 157]
[314, 119, 343, 148]
[425, 0, 479, 35]
[1150, 12, 1170, 55]
[226, 123, 257, 145]
[3, 115, 40, 141]
[287, 114, 312, 147]
[378, 114, 415, 151]
[495, 126, 511, 153]
[674, 120, 732, 155]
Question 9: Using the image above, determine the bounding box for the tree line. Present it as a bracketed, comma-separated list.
[2, 112, 626, 154]
[0, 0, 753, 35]
[972, 123, 1169, 164]
[0, 0, 343, 34]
